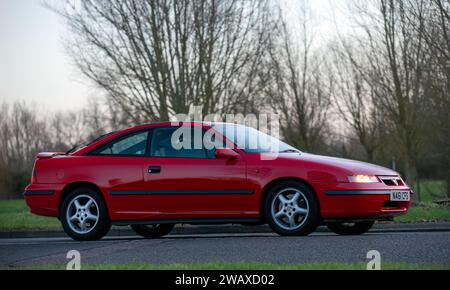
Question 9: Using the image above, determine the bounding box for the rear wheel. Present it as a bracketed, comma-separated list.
[326, 221, 375, 235]
[131, 224, 175, 239]
[264, 181, 320, 236]
[60, 188, 111, 241]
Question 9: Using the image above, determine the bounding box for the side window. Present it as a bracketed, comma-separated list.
[91, 131, 149, 156]
[151, 127, 215, 159]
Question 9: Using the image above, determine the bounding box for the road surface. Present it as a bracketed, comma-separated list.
[1, 230, 449, 266]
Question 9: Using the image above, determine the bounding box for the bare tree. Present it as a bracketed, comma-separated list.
[266, 0, 332, 152]
[0, 103, 51, 198]
[48, 0, 273, 121]
[340, 0, 430, 192]
[411, 0, 450, 196]
[432, 0, 450, 197]
[330, 41, 388, 162]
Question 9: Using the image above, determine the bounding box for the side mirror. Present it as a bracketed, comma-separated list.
[215, 148, 239, 160]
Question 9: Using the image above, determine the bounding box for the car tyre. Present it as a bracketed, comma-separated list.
[264, 181, 320, 236]
[326, 221, 375, 235]
[60, 187, 111, 241]
[131, 224, 175, 239]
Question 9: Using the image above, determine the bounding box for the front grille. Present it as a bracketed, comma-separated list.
[379, 176, 404, 186]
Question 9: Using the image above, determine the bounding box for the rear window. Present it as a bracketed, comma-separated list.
[91, 131, 149, 156]
[66, 131, 117, 154]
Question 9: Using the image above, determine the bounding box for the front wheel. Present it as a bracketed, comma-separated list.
[326, 221, 375, 235]
[131, 224, 175, 239]
[264, 181, 320, 236]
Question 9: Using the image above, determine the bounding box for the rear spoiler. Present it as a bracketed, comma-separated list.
[36, 152, 65, 159]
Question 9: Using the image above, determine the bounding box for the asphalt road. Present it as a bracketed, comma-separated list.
[1, 230, 450, 267]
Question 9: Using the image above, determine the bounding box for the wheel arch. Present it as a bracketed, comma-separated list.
[59, 181, 109, 218]
[259, 177, 322, 223]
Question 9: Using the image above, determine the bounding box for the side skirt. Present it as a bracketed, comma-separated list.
[113, 218, 260, 226]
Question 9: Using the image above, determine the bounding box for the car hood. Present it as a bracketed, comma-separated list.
[285, 153, 399, 176]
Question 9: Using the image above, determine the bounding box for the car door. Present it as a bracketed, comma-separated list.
[141, 124, 256, 220]
[87, 129, 151, 221]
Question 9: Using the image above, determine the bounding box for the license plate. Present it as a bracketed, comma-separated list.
[390, 191, 410, 201]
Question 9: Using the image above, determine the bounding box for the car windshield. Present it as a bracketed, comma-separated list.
[66, 131, 117, 154]
[212, 124, 300, 154]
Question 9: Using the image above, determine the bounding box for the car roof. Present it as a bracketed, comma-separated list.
[124, 121, 241, 132]
[73, 122, 240, 156]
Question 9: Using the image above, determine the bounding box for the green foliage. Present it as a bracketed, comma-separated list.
[417, 180, 448, 203]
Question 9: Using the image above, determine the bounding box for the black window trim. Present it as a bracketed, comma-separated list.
[86, 129, 152, 157]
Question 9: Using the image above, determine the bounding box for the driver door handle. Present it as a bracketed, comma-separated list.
[148, 166, 161, 174]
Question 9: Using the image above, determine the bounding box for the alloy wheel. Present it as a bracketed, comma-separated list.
[66, 194, 99, 235]
[271, 188, 310, 231]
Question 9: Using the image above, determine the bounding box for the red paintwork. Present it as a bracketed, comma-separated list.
[215, 148, 240, 160]
[25, 122, 411, 223]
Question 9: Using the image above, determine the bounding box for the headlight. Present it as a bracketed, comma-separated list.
[348, 175, 379, 183]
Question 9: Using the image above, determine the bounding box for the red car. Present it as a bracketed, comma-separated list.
[24, 122, 412, 241]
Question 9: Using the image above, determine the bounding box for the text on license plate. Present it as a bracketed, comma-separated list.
[390, 191, 410, 201]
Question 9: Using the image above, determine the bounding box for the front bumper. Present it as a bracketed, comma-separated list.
[316, 183, 412, 220]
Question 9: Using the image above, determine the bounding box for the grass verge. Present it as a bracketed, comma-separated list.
[3, 262, 450, 270]
[395, 205, 450, 223]
[0, 199, 60, 231]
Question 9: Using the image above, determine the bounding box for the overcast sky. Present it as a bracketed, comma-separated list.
[0, 0, 348, 112]
[0, 0, 91, 111]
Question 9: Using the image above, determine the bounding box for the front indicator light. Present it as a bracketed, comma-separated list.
[348, 175, 379, 183]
